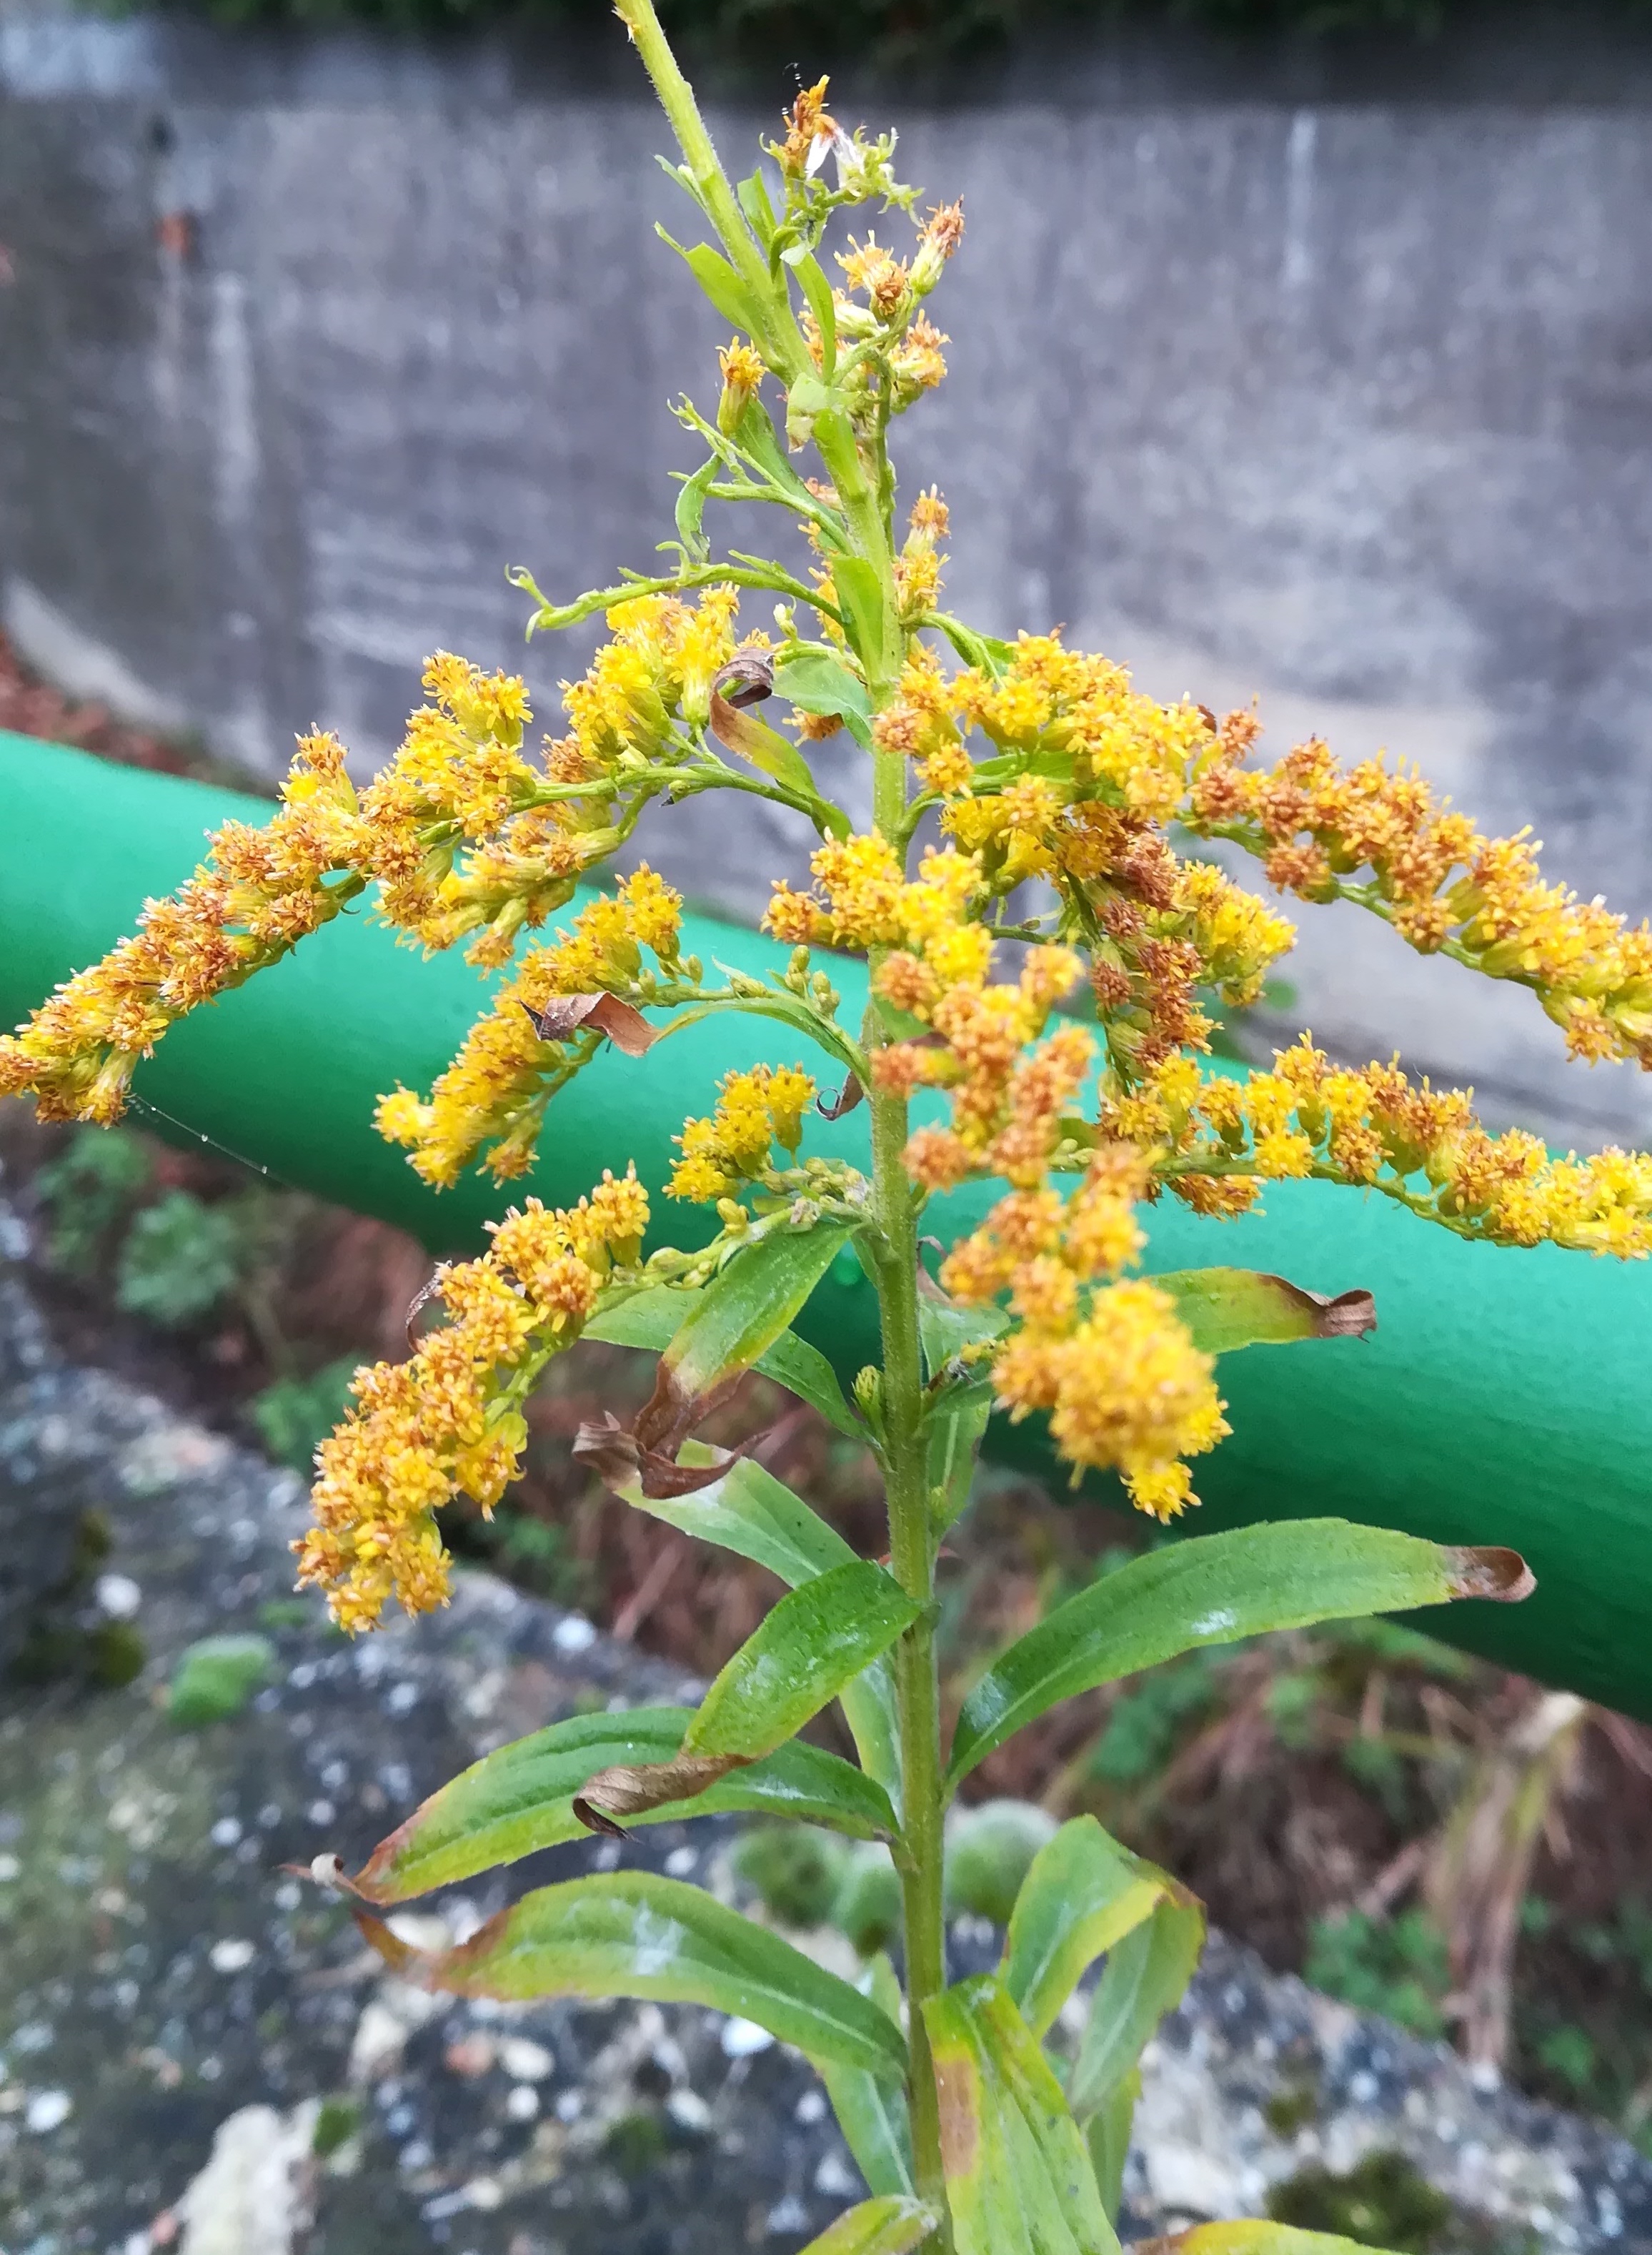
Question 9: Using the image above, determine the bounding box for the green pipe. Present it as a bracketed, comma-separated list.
[4, 733, 1649, 1716]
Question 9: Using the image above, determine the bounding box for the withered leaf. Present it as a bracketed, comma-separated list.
[1445, 1545, 1537, 1603]
[404, 1267, 445, 1350]
[707, 653, 818, 795]
[571, 1751, 753, 1839]
[712, 650, 777, 710]
[521, 993, 657, 1058]
[817, 1072, 865, 1121]
[1263, 1277, 1378, 1339]
[572, 1412, 767, 1500]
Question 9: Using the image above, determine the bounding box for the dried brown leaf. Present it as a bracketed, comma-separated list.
[522, 993, 657, 1057]
[1445, 1546, 1537, 1603]
[571, 1750, 752, 1838]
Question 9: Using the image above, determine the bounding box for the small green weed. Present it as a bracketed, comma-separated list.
[252, 1358, 359, 1474]
[34, 1126, 150, 1277]
[1304, 1909, 1451, 2040]
[117, 1189, 247, 1327]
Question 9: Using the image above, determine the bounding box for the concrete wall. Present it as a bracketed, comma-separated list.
[5, 4, 1652, 1146]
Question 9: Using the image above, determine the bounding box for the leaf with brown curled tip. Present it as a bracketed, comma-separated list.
[579, 1221, 858, 1497]
[950, 1520, 1536, 1789]
[572, 1750, 752, 1838]
[710, 653, 820, 796]
[1445, 1545, 1537, 1603]
[352, 1869, 908, 2078]
[572, 1412, 762, 1500]
[1154, 1267, 1377, 1355]
[522, 993, 657, 1057]
[818, 1072, 865, 1121]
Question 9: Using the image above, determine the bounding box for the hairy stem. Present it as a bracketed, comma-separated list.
[870, 730, 952, 2244]
[611, 0, 810, 382]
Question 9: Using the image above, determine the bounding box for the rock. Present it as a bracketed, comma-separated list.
[1, 1192, 1651, 2254]
[176, 2101, 319, 2255]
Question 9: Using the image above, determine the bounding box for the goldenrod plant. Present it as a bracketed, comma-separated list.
[6, 7, 1652, 2246]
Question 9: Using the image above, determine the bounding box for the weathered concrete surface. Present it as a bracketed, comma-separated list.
[6, 8, 1652, 1144]
[4, 1166, 1652, 2254]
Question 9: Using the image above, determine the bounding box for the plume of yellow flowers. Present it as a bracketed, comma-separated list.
[377, 867, 687, 1189]
[0, 730, 367, 1122]
[1113, 1035, 1652, 1255]
[299, 1167, 650, 1628]
[10, 48, 1652, 1592]
[1188, 726, 1652, 1071]
[670, 1064, 819, 1205]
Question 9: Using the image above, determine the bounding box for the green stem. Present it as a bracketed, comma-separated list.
[869, 731, 952, 2248]
[611, 0, 810, 382]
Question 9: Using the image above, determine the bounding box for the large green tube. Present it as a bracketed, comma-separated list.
[3, 732, 1648, 1716]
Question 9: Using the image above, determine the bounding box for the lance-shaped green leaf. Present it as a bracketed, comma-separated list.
[814, 1953, 915, 2200]
[573, 1560, 920, 1832]
[1070, 1898, 1204, 2120]
[736, 168, 778, 247]
[728, 395, 832, 525]
[604, 1452, 858, 1588]
[711, 686, 821, 795]
[794, 2199, 939, 2255]
[347, 1708, 899, 1905]
[664, 232, 770, 335]
[918, 1286, 1004, 1532]
[674, 454, 721, 564]
[361, 1870, 904, 2076]
[948, 1522, 1533, 1787]
[782, 245, 839, 376]
[1133, 2228, 1408, 2255]
[775, 644, 875, 750]
[582, 1446, 901, 1803]
[925, 1974, 1120, 2255]
[663, 1219, 858, 1417]
[830, 550, 899, 683]
[689, 1559, 920, 1758]
[1084, 2069, 1139, 2229]
[580, 1221, 864, 1499]
[927, 1379, 991, 1534]
[585, 1287, 862, 1441]
[1002, 1815, 1197, 2040]
[918, 1289, 1007, 1381]
[1154, 1269, 1376, 1356]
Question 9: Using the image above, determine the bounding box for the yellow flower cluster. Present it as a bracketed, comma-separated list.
[0, 731, 368, 1122]
[563, 585, 755, 758]
[378, 868, 685, 1188]
[894, 487, 949, 621]
[865, 638, 1296, 1081]
[0, 645, 662, 1120]
[940, 1149, 1228, 1521]
[297, 1168, 649, 1629]
[1112, 1035, 1652, 1255]
[762, 820, 1226, 1517]
[361, 654, 617, 967]
[1190, 730, 1652, 1071]
[877, 632, 1214, 828]
[670, 1064, 817, 1204]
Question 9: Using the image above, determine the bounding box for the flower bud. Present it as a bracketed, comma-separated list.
[716, 340, 765, 437]
[912, 200, 965, 297]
